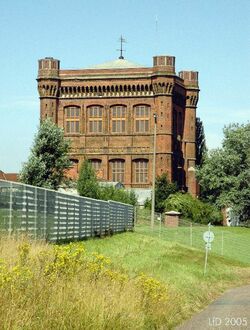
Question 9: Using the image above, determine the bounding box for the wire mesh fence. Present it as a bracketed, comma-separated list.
[0, 180, 134, 242]
[135, 208, 250, 265]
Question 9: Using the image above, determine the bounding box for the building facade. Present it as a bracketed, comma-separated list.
[37, 55, 199, 195]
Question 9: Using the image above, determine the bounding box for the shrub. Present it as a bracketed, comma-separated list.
[99, 186, 137, 206]
[165, 193, 222, 224]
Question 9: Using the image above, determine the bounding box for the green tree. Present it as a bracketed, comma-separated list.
[196, 123, 250, 221]
[20, 119, 71, 189]
[77, 159, 100, 199]
[145, 173, 178, 212]
[196, 117, 207, 166]
[155, 173, 178, 212]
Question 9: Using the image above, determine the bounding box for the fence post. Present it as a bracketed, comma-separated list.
[134, 206, 137, 225]
[190, 222, 193, 247]
[8, 182, 13, 238]
[44, 189, 47, 240]
[100, 202, 103, 236]
[34, 187, 37, 239]
[158, 214, 162, 238]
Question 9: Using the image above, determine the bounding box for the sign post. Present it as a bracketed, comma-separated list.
[203, 223, 215, 275]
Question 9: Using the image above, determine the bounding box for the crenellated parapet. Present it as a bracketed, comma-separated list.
[58, 81, 174, 98]
[153, 56, 176, 74]
[38, 57, 60, 79]
[179, 71, 199, 108]
[179, 71, 199, 89]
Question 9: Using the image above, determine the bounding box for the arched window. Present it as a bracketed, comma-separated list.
[134, 105, 150, 133]
[88, 106, 103, 133]
[64, 106, 80, 133]
[133, 159, 148, 183]
[109, 159, 125, 182]
[90, 159, 102, 171]
[111, 105, 126, 133]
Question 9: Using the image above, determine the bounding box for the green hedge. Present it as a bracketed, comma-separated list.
[165, 193, 222, 225]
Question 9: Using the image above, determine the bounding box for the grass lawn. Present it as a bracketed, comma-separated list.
[1, 204, 250, 329]
[135, 224, 250, 265]
[84, 231, 250, 327]
[135, 208, 250, 265]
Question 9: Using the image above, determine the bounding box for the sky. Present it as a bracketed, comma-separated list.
[0, 0, 249, 173]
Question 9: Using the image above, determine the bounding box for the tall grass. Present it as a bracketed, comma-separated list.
[0, 232, 249, 329]
[0, 236, 175, 329]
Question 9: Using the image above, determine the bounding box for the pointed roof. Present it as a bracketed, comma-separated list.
[90, 58, 143, 69]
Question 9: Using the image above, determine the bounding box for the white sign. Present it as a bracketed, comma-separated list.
[203, 231, 215, 243]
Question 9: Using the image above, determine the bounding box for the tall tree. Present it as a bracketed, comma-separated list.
[155, 173, 178, 213]
[77, 159, 100, 199]
[196, 123, 250, 221]
[196, 117, 207, 166]
[20, 119, 71, 189]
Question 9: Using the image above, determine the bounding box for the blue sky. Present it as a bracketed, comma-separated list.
[0, 0, 249, 172]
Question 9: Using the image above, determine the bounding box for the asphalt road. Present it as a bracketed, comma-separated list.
[176, 285, 250, 330]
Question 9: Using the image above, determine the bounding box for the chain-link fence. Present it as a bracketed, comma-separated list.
[135, 209, 250, 265]
[0, 180, 134, 242]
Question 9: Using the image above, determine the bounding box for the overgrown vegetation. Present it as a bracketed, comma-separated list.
[196, 123, 250, 221]
[0, 234, 249, 329]
[77, 159, 100, 199]
[77, 159, 137, 205]
[144, 173, 221, 224]
[0, 236, 170, 329]
[144, 173, 178, 212]
[99, 186, 137, 205]
[20, 119, 71, 190]
[165, 192, 222, 224]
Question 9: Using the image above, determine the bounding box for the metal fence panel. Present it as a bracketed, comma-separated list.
[0, 180, 134, 242]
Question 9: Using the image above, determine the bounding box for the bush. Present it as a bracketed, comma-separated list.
[99, 186, 137, 206]
[77, 160, 137, 205]
[165, 193, 222, 225]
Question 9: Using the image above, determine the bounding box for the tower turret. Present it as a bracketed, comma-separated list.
[38, 57, 60, 79]
[153, 56, 175, 74]
[179, 70, 199, 196]
[37, 57, 60, 122]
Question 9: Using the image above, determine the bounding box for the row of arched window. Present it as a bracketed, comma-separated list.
[72, 158, 149, 184]
[64, 104, 151, 134]
[92, 158, 148, 183]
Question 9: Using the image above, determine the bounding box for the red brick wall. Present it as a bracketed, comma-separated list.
[37, 56, 199, 192]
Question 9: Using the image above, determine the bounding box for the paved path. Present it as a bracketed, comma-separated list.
[176, 285, 250, 330]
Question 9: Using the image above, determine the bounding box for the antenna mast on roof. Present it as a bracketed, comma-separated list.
[117, 35, 126, 59]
